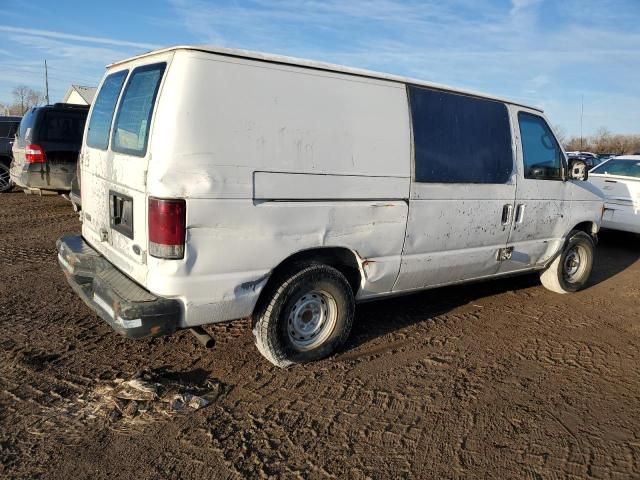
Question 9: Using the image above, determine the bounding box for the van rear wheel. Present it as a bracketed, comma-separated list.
[252, 263, 355, 368]
[540, 230, 594, 294]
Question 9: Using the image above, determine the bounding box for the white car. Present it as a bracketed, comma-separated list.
[589, 156, 640, 234]
[57, 46, 604, 367]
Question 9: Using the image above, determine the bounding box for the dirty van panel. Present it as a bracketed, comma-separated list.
[498, 107, 569, 273]
[146, 49, 411, 201]
[395, 87, 516, 290]
[81, 56, 171, 286]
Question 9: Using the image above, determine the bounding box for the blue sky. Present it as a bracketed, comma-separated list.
[0, 0, 638, 136]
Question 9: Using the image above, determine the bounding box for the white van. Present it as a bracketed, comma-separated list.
[57, 46, 604, 367]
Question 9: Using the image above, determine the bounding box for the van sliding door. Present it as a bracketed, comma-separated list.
[393, 87, 516, 291]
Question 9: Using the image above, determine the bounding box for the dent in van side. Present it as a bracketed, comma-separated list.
[146, 199, 409, 327]
[140, 50, 413, 328]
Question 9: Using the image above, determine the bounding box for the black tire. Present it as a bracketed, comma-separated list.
[0, 161, 14, 193]
[252, 263, 355, 368]
[540, 230, 595, 294]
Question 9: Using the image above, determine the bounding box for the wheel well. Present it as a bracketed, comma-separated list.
[0, 155, 11, 167]
[257, 247, 362, 309]
[571, 221, 597, 237]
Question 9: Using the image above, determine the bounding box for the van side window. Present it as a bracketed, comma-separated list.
[112, 63, 166, 157]
[518, 112, 564, 180]
[87, 70, 128, 150]
[409, 86, 513, 184]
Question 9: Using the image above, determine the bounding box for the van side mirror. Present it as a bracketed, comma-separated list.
[568, 159, 588, 181]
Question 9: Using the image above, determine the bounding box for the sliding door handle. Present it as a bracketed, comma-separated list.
[501, 204, 513, 225]
[515, 204, 525, 223]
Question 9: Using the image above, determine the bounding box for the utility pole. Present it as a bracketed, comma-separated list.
[44, 60, 50, 105]
[580, 94, 584, 151]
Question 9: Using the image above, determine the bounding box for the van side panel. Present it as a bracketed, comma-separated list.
[147, 50, 411, 327]
[253, 172, 408, 200]
[149, 50, 410, 197]
[147, 200, 408, 326]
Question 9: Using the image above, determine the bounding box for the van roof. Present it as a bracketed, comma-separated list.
[108, 45, 543, 112]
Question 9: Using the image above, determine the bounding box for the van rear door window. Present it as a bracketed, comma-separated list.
[409, 86, 513, 184]
[87, 70, 128, 150]
[112, 63, 166, 157]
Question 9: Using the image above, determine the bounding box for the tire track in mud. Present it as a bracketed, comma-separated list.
[1, 194, 640, 479]
[0, 245, 58, 266]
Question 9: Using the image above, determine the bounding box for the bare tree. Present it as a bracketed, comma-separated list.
[563, 131, 640, 155]
[10, 85, 45, 115]
[592, 127, 612, 153]
[553, 124, 567, 146]
[27, 89, 45, 109]
[565, 136, 585, 152]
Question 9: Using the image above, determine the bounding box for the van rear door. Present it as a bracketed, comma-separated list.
[81, 59, 168, 286]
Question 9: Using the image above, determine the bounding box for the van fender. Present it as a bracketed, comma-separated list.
[543, 220, 598, 269]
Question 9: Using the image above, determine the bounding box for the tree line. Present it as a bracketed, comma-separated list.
[0, 85, 46, 116]
[562, 127, 640, 156]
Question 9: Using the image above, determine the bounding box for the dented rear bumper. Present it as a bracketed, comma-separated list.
[57, 235, 181, 338]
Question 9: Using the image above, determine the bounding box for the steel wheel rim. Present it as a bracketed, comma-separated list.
[563, 245, 588, 283]
[287, 290, 337, 351]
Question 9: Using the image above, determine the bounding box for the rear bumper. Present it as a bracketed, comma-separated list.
[10, 162, 75, 192]
[57, 235, 181, 338]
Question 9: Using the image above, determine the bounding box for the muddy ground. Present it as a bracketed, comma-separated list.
[1, 191, 639, 479]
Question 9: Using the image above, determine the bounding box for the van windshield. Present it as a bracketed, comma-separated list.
[112, 63, 166, 157]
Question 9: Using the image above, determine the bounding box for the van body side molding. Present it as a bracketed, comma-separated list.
[253, 171, 409, 201]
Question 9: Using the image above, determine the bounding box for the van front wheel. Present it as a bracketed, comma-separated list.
[540, 230, 595, 294]
[252, 264, 355, 368]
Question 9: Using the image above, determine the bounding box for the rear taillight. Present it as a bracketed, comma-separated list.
[25, 144, 46, 163]
[148, 198, 186, 259]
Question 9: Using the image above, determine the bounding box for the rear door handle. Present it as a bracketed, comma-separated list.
[515, 204, 525, 223]
[501, 204, 513, 225]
